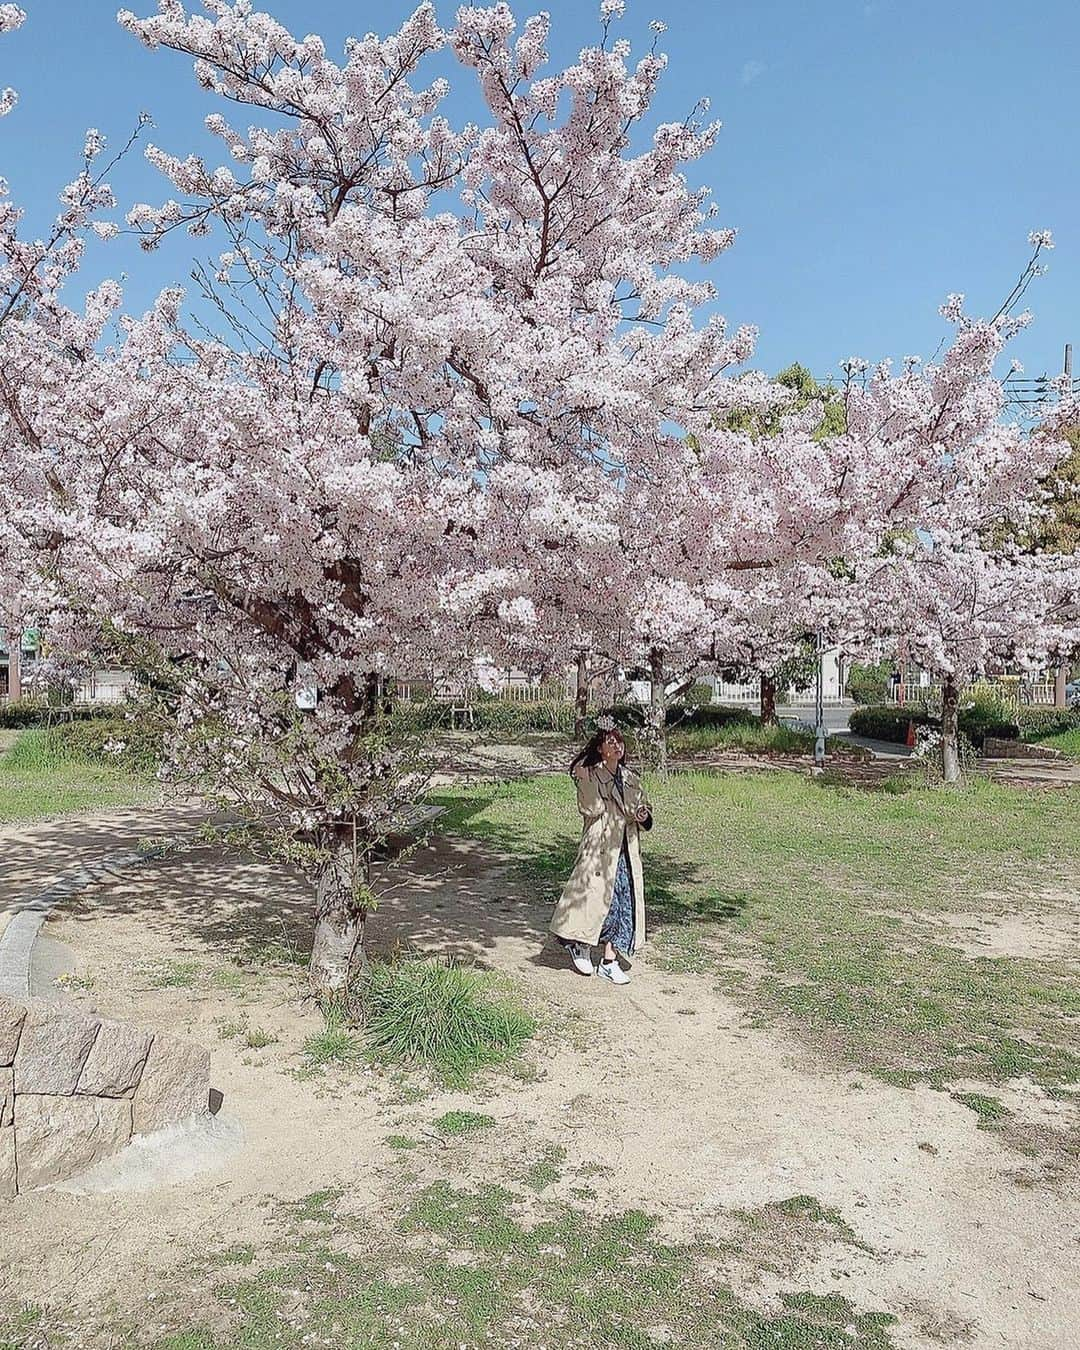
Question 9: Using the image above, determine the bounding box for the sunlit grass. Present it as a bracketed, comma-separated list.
[1032, 727, 1080, 759]
[0, 729, 153, 823]
[434, 769, 1080, 1091]
[363, 956, 536, 1086]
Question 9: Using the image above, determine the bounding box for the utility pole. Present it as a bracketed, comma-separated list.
[1054, 342, 1072, 710]
[813, 631, 826, 774]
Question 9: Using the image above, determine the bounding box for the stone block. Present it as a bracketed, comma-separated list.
[132, 1035, 210, 1136]
[983, 736, 1063, 761]
[0, 997, 26, 1066]
[14, 1093, 132, 1192]
[0, 1067, 12, 1127]
[13, 1001, 100, 1095]
[77, 1021, 153, 1098]
[0, 1127, 14, 1200]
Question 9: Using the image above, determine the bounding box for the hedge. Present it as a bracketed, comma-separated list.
[1016, 706, 1080, 741]
[51, 715, 164, 774]
[0, 703, 118, 730]
[398, 696, 574, 736]
[679, 703, 758, 730]
[848, 704, 1019, 748]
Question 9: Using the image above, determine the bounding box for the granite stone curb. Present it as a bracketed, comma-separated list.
[0, 820, 224, 1197]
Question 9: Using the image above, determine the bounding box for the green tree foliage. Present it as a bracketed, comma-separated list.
[1032, 425, 1080, 555]
[726, 363, 847, 440]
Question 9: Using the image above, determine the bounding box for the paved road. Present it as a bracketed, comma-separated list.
[774, 703, 854, 734]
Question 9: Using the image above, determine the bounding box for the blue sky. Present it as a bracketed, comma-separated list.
[3, 0, 1077, 385]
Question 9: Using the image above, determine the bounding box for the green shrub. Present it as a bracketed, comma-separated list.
[848, 704, 1019, 749]
[53, 715, 163, 773]
[0, 702, 48, 730]
[2, 729, 70, 773]
[394, 696, 450, 733]
[848, 707, 934, 743]
[470, 697, 573, 736]
[596, 701, 647, 730]
[846, 661, 893, 706]
[397, 695, 573, 736]
[957, 692, 1019, 748]
[1, 716, 162, 775]
[1016, 706, 1080, 741]
[0, 703, 115, 730]
[361, 956, 536, 1085]
[681, 704, 758, 730]
[679, 681, 716, 711]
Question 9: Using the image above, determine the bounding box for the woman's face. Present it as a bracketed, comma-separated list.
[601, 733, 624, 764]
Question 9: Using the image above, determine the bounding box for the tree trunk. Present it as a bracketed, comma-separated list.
[1054, 665, 1067, 710]
[309, 828, 369, 997]
[941, 676, 961, 784]
[760, 672, 778, 725]
[649, 647, 668, 776]
[574, 650, 589, 741]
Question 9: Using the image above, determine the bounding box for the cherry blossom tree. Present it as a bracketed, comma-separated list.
[0, 0, 775, 994]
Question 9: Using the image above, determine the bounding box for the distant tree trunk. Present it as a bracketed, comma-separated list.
[574, 650, 589, 740]
[649, 647, 668, 776]
[309, 823, 369, 997]
[941, 676, 961, 784]
[760, 672, 778, 725]
[1055, 665, 1067, 710]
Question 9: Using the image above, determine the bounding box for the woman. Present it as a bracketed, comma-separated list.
[548, 721, 652, 985]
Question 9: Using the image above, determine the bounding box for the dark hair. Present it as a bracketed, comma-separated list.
[569, 726, 627, 778]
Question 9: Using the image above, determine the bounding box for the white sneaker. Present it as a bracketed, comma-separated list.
[566, 942, 595, 977]
[597, 959, 630, 985]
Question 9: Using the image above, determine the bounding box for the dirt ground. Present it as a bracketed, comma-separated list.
[1, 816, 1077, 1350]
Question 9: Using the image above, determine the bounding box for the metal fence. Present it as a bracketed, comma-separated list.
[887, 678, 1058, 708]
[394, 678, 572, 704]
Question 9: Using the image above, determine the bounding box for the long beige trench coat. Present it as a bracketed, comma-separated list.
[548, 762, 652, 952]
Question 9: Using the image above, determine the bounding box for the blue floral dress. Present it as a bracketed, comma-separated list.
[598, 766, 636, 956]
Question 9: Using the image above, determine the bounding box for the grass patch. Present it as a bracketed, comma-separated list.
[215, 1244, 256, 1267]
[434, 770, 1080, 1092]
[524, 1141, 566, 1192]
[0, 1303, 45, 1350]
[144, 959, 200, 989]
[54, 970, 96, 992]
[433, 1110, 495, 1137]
[243, 1027, 277, 1050]
[14, 1181, 900, 1349]
[0, 728, 152, 823]
[1032, 727, 1080, 758]
[952, 1091, 1011, 1128]
[667, 721, 853, 759]
[209, 964, 255, 997]
[241, 934, 309, 967]
[739, 1194, 869, 1253]
[362, 956, 536, 1086]
[386, 1134, 419, 1151]
[301, 1006, 361, 1070]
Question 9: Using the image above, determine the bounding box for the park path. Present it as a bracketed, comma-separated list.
[0, 801, 214, 984]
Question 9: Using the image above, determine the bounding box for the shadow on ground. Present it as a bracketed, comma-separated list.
[13, 787, 750, 976]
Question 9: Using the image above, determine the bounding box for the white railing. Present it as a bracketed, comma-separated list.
[887, 681, 937, 706]
[394, 679, 571, 705]
[73, 671, 136, 705]
[713, 682, 760, 705]
[887, 678, 1058, 708]
[712, 680, 850, 708]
